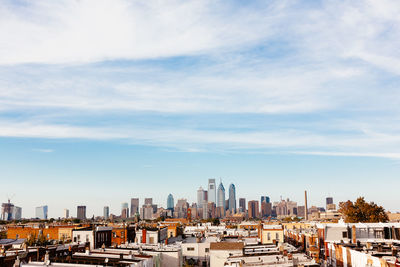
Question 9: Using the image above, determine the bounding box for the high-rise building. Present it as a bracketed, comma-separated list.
[248, 200, 259, 219]
[167, 194, 174, 211]
[207, 202, 217, 219]
[145, 198, 153, 205]
[140, 205, 154, 220]
[121, 202, 129, 218]
[326, 197, 333, 209]
[77, 206, 86, 220]
[104, 206, 109, 219]
[35, 205, 48, 220]
[228, 183, 236, 213]
[64, 209, 69, 219]
[203, 190, 208, 202]
[13, 206, 22, 220]
[297, 206, 306, 218]
[202, 200, 208, 219]
[197, 187, 205, 208]
[208, 179, 216, 204]
[217, 182, 225, 217]
[274, 198, 297, 216]
[1, 200, 14, 221]
[175, 199, 189, 218]
[261, 196, 270, 203]
[239, 198, 246, 213]
[130, 198, 139, 217]
[261, 201, 272, 217]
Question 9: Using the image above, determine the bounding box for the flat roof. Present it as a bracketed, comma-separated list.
[210, 242, 244, 250]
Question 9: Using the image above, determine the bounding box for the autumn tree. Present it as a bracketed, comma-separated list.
[339, 197, 388, 223]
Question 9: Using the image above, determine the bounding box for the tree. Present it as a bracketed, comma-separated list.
[339, 197, 388, 223]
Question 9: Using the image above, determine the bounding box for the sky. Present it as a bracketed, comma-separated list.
[1, 0, 400, 218]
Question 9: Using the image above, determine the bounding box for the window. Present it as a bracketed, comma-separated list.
[342, 232, 348, 238]
[113, 232, 117, 238]
[77, 234, 81, 241]
[375, 230, 383, 239]
[149, 237, 155, 244]
[187, 247, 195, 251]
[47, 234, 50, 239]
[267, 233, 271, 240]
[205, 248, 209, 253]
[86, 234, 89, 242]
[276, 233, 279, 240]
[16, 234, 19, 239]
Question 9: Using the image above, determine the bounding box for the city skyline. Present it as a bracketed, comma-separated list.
[1, 0, 400, 218]
[0, 177, 390, 219]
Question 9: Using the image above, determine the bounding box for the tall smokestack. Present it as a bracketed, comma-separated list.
[304, 190, 308, 221]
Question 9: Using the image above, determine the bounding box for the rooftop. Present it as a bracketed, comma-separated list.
[210, 241, 244, 250]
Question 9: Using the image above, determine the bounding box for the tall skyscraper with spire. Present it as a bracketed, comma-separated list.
[217, 181, 225, 217]
[228, 183, 236, 213]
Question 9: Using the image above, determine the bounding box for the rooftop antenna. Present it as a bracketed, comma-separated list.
[7, 193, 15, 203]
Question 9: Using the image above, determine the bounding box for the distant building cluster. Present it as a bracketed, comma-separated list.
[1, 200, 21, 221]
[1, 179, 342, 222]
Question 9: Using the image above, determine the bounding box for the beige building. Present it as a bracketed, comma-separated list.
[259, 224, 284, 244]
[58, 227, 74, 242]
[387, 212, 400, 222]
[210, 242, 244, 267]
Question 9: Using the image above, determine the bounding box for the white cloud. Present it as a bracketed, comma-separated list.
[1, 119, 400, 159]
[32, 148, 54, 153]
[0, 0, 400, 160]
[292, 151, 400, 159]
[0, 0, 282, 64]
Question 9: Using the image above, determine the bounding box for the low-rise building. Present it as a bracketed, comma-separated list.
[134, 226, 168, 244]
[259, 224, 284, 245]
[72, 226, 112, 249]
[209, 242, 244, 267]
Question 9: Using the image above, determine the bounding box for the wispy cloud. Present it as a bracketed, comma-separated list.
[32, 148, 54, 153]
[0, 0, 283, 64]
[0, 0, 400, 160]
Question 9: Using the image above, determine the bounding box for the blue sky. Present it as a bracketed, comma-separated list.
[1, 0, 400, 218]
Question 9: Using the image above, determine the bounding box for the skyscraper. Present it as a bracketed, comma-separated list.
[175, 198, 189, 218]
[228, 183, 236, 213]
[13, 206, 22, 220]
[261, 196, 270, 203]
[167, 194, 174, 211]
[261, 201, 272, 217]
[217, 182, 225, 217]
[77, 206, 86, 220]
[208, 179, 216, 204]
[121, 202, 129, 218]
[130, 198, 139, 217]
[104, 206, 109, 219]
[64, 209, 69, 219]
[197, 187, 204, 208]
[248, 200, 259, 219]
[35, 205, 48, 220]
[239, 198, 246, 213]
[1, 200, 14, 221]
